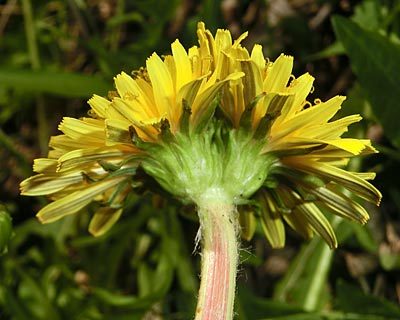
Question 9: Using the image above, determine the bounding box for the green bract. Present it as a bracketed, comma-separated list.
[141, 120, 276, 204]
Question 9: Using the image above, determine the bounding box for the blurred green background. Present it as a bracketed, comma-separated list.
[1, 0, 400, 319]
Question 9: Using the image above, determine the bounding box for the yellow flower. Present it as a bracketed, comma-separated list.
[19, 37, 241, 236]
[20, 23, 381, 249]
[196, 22, 381, 248]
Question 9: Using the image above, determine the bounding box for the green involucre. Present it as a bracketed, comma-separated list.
[140, 121, 276, 204]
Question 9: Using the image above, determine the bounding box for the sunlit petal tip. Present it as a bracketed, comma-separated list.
[273, 54, 294, 67]
[146, 52, 163, 67]
[114, 71, 124, 80]
[264, 54, 294, 93]
[376, 192, 383, 206]
[361, 215, 370, 225]
[36, 208, 54, 224]
[233, 31, 248, 47]
[197, 21, 206, 30]
[171, 39, 192, 89]
[36, 212, 46, 224]
[19, 180, 28, 195]
[279, 53, 293, 60]
[88, 94, 109, 118]
[363, 142, 378, 154]
[250, 44, 265, 70]
[114, 71, 132, 87]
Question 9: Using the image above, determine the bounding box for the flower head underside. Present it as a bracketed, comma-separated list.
[20, 22, 381, 247]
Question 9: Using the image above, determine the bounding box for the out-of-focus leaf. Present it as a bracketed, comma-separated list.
[309, 0, 383, 61]
[336, 280, 400, 319]
[137, 263, 153, 297]
[91, 288, 144, 308]
[351, 223, 378, 253]
[0, 207, 12, 255]
[340, 84, 371, 119]
[2, 289, 32, 320]
[15, 264, 61, 320]
[11, 216, 76, 253]
[107, 12, 144, 28]
[169, 211, 198, 293]
[379, 244, 400, 271]
[0, 69, 109, 98]
[236, 285, 304, 320]
[92, 250, 173, 309]
[273, 237, 332, 311]
[308, 42, 345, 60]
[274, 215, 343, 311]
[332, 16, 400, 147]
[352, 0, 381, 30]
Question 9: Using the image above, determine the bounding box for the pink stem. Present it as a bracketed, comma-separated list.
[194, 196, 238, 320]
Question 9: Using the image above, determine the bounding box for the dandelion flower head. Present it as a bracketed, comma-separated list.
[21, 22, 381, 246]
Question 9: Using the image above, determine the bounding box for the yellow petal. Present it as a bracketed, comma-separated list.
[146, 53, 174, 119]
[58, 117, 105, 142]
[89, 207, 123, 237]
[286, 73, 314, 114]
[57, 146, 135, 172]
[188, 45, 202, 77]
[283, 211, 314, 240]
[105, 118, 132, 145]
[275, 73, 314, 126]
[20, 171, 84, 196]
[50, 134, 104, 152]
[310, 186, 370, 224]
[177, 76, 206, 107]
[215, 29, 233, 64]
[48, 149, 65, 159]
[263, 54, 293, 93]
[250, 44, 265, 71]
[172, 40, 192, 90]
[232, 32, 248, 48]
[196, 22, 213, 72]
[33, 158, 58, 173]
[353, 172, 376, 180]
[111, 97, 153, 124]
[37, 177, 125, 223]
[253, 93, 294, 129]
[238, 208, 257, 241]
[259, 192, 285, 248]
[191, 72, 244, 123]
[270, 137, 371, 156]
[113, 72, 156, 117]
[324, 138, 370, 155]
[134, 77, 157, 111]
[163, 55, 177, 89]
[272, 96, 345, 140]
[287, 158, 382, 205]
[240, 60, 263, 106]
[295, 202, 337, 249]
[88, 94, 109, 118]
[114, 72, 136, 98]
[304, 115, 362, 140]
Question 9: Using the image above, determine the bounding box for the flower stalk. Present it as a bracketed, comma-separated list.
[195, 189, 238, 320]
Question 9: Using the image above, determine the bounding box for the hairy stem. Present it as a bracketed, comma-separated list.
[195, 190, 238, 320]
